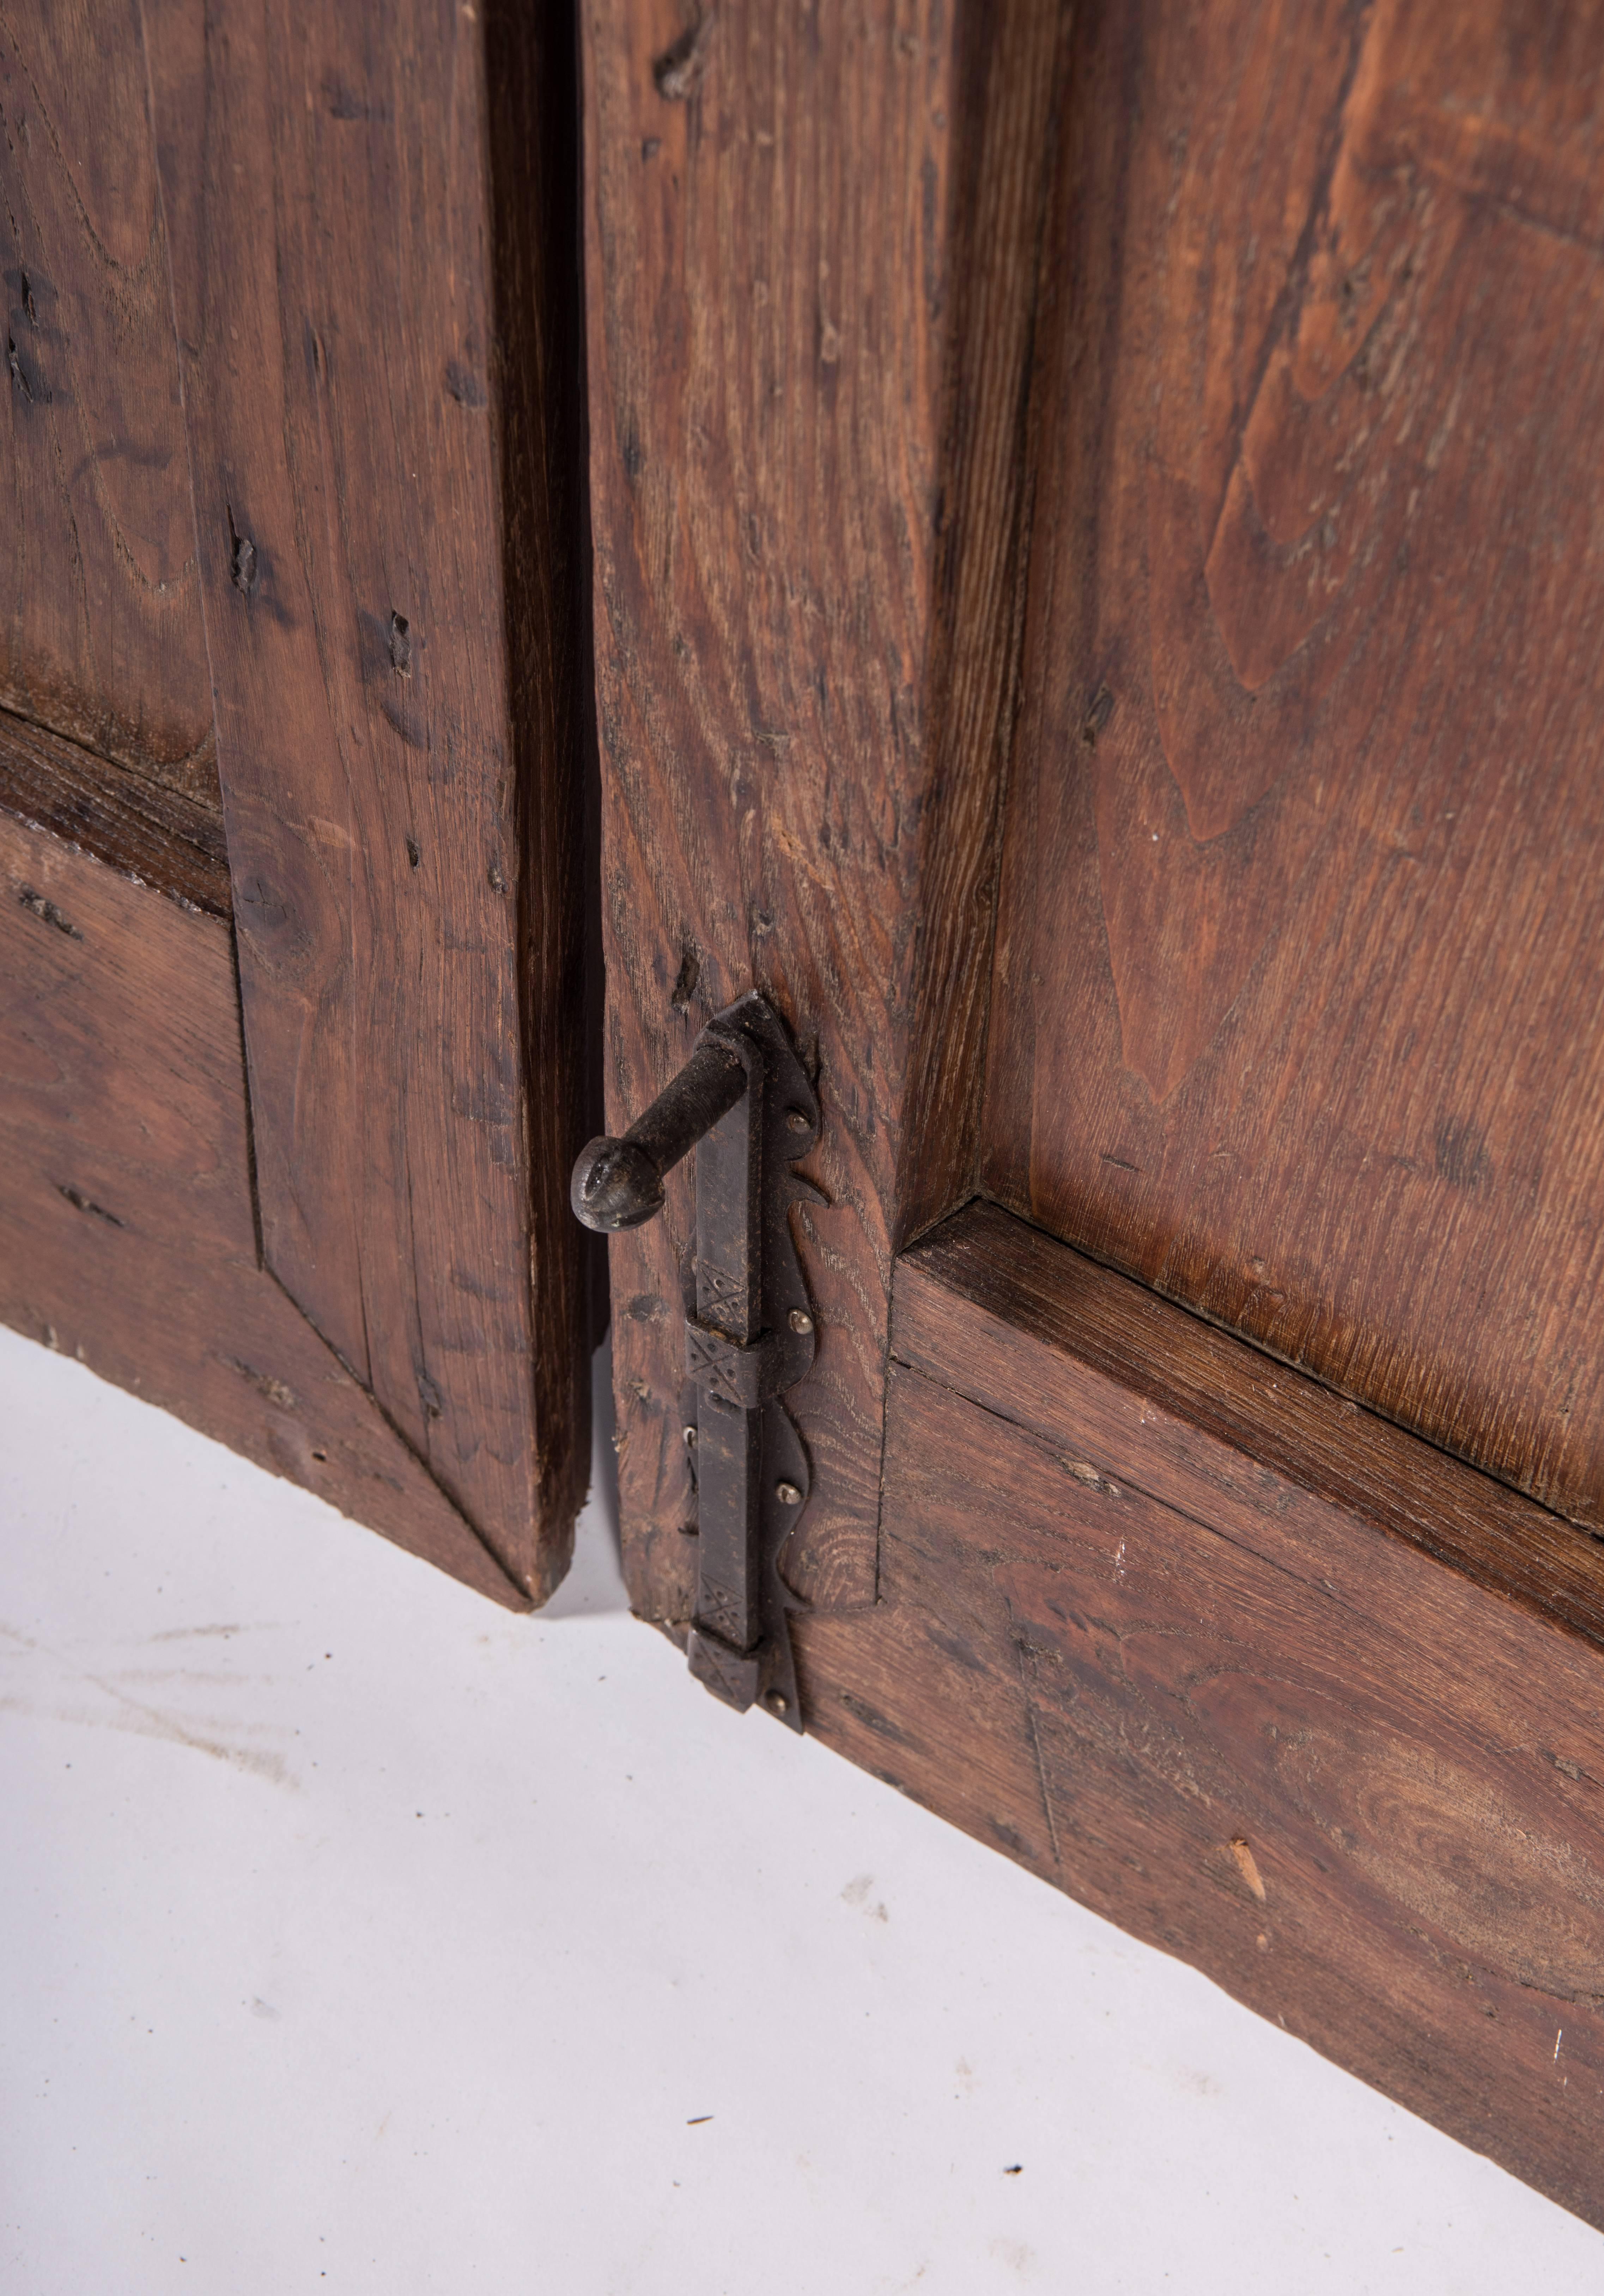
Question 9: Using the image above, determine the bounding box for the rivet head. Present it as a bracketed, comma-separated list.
[766, 1689, 790, 1715]
[788, 1308, 813, 1334]
[683, 1425, 698, 1447]
[775, 1479, 803, 1506]
[786, 1109, 810, 1133]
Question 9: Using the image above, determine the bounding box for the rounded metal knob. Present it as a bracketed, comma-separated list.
[570, 1136, 667, 1231]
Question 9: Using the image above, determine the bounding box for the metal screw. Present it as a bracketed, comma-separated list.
[788, 1308, 813, 1334]
[776, 1479, 802, 1505]
[786, 1109, 810, 1133]
[766, 1690, 790, 1715]
[683, 1425, 698, 1447]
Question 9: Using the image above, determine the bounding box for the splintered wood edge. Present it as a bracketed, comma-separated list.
[892, 1199, 1604, 1656]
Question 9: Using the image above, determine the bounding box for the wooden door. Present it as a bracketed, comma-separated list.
[11, 0, 1604, 2237]
[0, 0, 594, 1605]
[584, 0, 1604, 2228]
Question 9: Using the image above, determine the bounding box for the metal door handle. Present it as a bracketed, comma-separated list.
[572, 991, 820, 1727]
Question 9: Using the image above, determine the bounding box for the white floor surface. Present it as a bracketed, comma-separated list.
[2, 1322, 1600, 2294]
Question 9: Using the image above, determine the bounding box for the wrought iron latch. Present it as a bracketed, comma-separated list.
[570, 992, 818, 1731]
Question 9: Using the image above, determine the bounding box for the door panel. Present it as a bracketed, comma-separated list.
[142, 0, 593, 1597]
[0, 802, 523, 1605]
[981, 0, 1604, 1536]
[1, 0, 594, 1601]
[798, 1202, 1604, 2226]
[0, 1, 218, 793]
[586, 0, 1604, 2229]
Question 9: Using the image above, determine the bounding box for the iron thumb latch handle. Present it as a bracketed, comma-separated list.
[571, 991, 819, 1731]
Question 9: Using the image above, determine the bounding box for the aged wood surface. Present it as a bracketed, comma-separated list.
[0, 809, 526, 1607]
[894, 1202, 1604, 1646]
[143, 0, 591, 1598]
[0, 704, 229, 916]
[0, 1, 218, 798]
[894, 0, 1068, 1244]
[794, 1201, 1604, 2227]
[982, 0, 1604, 1537]
[584, 0, 1065, 1619]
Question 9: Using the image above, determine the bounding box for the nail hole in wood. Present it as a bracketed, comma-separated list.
[18, 885, 80, 937]
[1081, 683, 1114, 747]
[6, 333, 34, 403]
[227, 505, 258, 597]
[57, 1183, 125, 1228]
[670, 944, 700, 1008]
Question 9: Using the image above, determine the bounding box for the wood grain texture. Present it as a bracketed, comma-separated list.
[0, 1, 217, 798]
[0, 809, 526, 1608]
[894, 1201, 1604, 1649]
[894, 0, 1069, 1242]
[142, 0, 592, 1599]
[0, 703, 229, 915]
[584, 0, 1064, 1619]
[982, 0, 1604, 1539]
[794, 1201, 1604, 2227]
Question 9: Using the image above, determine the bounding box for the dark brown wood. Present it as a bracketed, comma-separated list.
[981, 0, 1604, 1541]
[894, 0, 1069, 1245]
[0, 705, 229, 916]
[794, 1201, 1604, 2228]
[583, 0, 1065, 1620]
[579, 0, 1604, 2229]
[894, 1201, 1604, 1648]
[0, 808, 526, 1608]
[0, 3, 218, 800]
[142, 0, 593, 1599]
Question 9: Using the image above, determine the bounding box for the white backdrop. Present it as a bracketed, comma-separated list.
[2, 1323, 1599, 2294]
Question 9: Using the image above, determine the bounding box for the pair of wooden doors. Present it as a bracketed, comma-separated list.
[8, 0, 1604, 2231]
